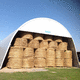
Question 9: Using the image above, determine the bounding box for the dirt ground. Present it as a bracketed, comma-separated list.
[0, 67, 48, 73]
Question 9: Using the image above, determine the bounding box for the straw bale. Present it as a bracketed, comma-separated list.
[64, 50, 72, 59]
[46, 59, 55, 67]
[22, 57, 34, 68]
[64, 59, 72, 67]
[56, 50, 64, 59]
[34, 33, 44, 40]
[7, 57, 22, 69]
[34, 58, 46, 68]
[8, 47, 23, 58]
[40, 40, 48, 49]
[23, 47, 34, 57]
[20, 32, 33, 39]
[35, 48, 46, 58]
[28, 40, 39, 49]
[55, 59, 64, 67]
[46, 57, 55, 61]
[14, 38, 27, 47]
[54, 37, 62, 42]
[49, 41, 58, 48]
[47, 48, 55, 58]
[44, 35, 53, 41]
[58, 42, 68, 50]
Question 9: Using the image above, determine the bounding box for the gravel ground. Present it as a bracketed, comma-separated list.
[0, 67, 48, 73]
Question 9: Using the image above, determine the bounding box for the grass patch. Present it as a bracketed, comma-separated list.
[0, 67, 80, 80]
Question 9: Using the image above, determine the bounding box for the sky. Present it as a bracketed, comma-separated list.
[0, 0, 80, 51]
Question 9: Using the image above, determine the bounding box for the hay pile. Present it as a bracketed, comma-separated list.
[6, 31, 73, 69]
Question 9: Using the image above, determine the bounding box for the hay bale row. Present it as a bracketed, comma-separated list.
[6, 32, 73, 68]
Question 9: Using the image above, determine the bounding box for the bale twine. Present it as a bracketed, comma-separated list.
[46, 48, 55, 58]
[40, 40, 48, 49]
[55, 59, 64, 67]
[58, 42, 68, 50]
[14, 38, 27, 47]
[34, 58, 46, 68]
[64, 59, 72, 67]
[49, 41, 58, 48]
[20, 32, 33, 39]
[23, 47, 34, 57]
[64, 50, 72, 59]
[7, 57, 22, 69]
[34, 33, 44, 40]
[8, 47, 23, 58]
[35, 48, 46, 58]
[22, 57, 34, 68]
[54, 37, 62, 42]
[56, 50, 64, 59]
[28, 40, 39, 49]
[44, 35, 53, 41]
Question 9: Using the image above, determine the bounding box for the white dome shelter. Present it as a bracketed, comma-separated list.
[0, 17, 79, 69]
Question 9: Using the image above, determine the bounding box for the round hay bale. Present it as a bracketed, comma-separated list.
[20, 32, 33, 39]
[56, 50, 64, 59]
[34, 58, 46, 68]
[44, 35, 53, 41]
[64, 59, 72, 67]
[58, 42, 68, 50]
[23, 47, 34, 57]
[54, 37, 62, 42]
[35, 48, 46, 58]
[49, 41, 58, 48]
[34, 33, 44, 40]
[40, 40, 48, 49]
[28, 40, 39, 49]
[55, 59, 64, 67]
[8, 47, 23, 58]
[14, 38, 27, 47]
[64, 50, 72, 59]
[7, 57, 22, 69]
[47, 48, 55, 58]
[46, 59, 55, 67]
[22, 57, 34, 68]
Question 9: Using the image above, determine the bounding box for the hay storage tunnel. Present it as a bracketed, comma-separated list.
[0, 17, 79, 69]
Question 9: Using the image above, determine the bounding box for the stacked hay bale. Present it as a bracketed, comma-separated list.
[46, 48, 56, 67]
[55, 50, 64, 67]
[34, 48, 46, 68]
[14, 38, 27, 48]
[7, 47, 23, 69]
[64, 50, 72, 67]
[6, 31, 73, 69]
[54, 37, 72, 67]
[20, 32, 34, 68]
[54, 37, 67, 67]
[22, 48, 34, 68]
